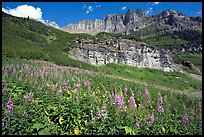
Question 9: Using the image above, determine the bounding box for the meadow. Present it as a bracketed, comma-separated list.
[2, 57, 202, 135]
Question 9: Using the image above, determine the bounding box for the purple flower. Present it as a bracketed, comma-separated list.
[182, 114, 189, 126]
[150, 114, 154, 123]
[2, 87, 8, 94]
[6, 102, 14, 111]
[135, 123, 140, 128]
[114, 94, 125, 109]
[12, 68, 16, 75]
[88, 86, 91, 91]
[72, 89, 77, 94]
[144, 89, 149, 97]
[24, 92, 34, 101]
[138, 103, 144, 109]
[2, 118, 4, 128]
[190, 111, 195, 118]
[157, 105, 164, 113]
[57, 89, 62, 95]
[97, 105, 107, 120]
[129, 95, 136, 108]
[76, 83, 81, 88]
[124, 88, 128, 94]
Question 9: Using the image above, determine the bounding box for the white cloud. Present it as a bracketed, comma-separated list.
[122, 6, 127, 11]
[82, 4, 94, 14]
[146, 2, 160, 15]
[153, 2, 160, 5]
[146, 7, 153, 15]
[2, 5, 46, 23]
[88, 6, 93, 12]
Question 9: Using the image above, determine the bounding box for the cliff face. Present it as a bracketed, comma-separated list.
[69, 39, 177, 72]
[62, 9, 202, 35]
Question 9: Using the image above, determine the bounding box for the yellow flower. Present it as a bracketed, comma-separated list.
[59, 116, 64, 125]
[74, 126, 80, 135]
[162, 126, 166, 134]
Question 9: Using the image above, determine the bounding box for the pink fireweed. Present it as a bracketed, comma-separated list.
[58, 89, 62, 96]
[2, 87, 8, 94]
[76, 83, 81, 88]
[124, 88, 128, 94]
[97, 105, 107, 120]
[144, 89, 149, 97]
[12, 68, 16, 75]
[129, 95, 137, 108]
[157, 105, 164, 113]
[6, 102, 14, 111]
[72, 89, 77, 94]
[150, 114, 154, 123]
[114, 94, 125, 109]
[135, 123, 140, 129]
[182, 114, 189, 126]
[24, 92, 34, 101]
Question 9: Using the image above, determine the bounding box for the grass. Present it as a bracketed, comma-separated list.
[172, 53, 202, 75]
[2, 57, 202, 135]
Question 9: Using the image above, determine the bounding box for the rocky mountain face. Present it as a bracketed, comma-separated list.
[69, 38, 178, 72]
[62, 9, 202, 35]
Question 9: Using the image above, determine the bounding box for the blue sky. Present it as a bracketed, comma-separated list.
[2, 2, 202, 27]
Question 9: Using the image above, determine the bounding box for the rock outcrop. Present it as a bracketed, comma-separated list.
[69, 38, 177, 72]
[62, 9, 202, 35]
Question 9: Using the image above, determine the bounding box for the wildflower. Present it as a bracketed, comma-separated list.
[6, 102, 14, 111]
[124, 88, 128, 94]
[12, 68, 16, 75]
[182, 114, 189, 126]
[144, 89, 149, 97]
[24, 92, 34, 101]
[190, 111, 195, 119]
[88, 86, 91, 91]
[129, 95, 137, 108]
[114, 94, 125, 109]
[2, 87, 8, 94]
[76, 83, 81, 88]
[157, 105, 164, 113]
[150, 114, 154, 123]
[58, 89, 62, 96]
[72, 89, 77, 94]
[135, 123, 140, 129]
[97, 105, 107, 120]
[2, 118, 4, 128]
[138, 103, 144, 109]
[145, 101, 150, 107]
[158, 96, 163, 104]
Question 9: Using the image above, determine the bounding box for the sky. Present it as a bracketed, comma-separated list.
[2, 2, 202, 27]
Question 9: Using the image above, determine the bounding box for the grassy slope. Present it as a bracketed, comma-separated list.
[2, 12, 202, 92]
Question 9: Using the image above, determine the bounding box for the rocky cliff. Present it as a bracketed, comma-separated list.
[62, 9, 202, 35]
[69, 38, 177, 72]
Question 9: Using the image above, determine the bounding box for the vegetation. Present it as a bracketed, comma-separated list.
[2, 57, 202, 135]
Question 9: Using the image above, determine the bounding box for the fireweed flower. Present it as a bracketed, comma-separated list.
[72, 89, 77, 94]
[135, 123, 140, 129]
[182, 114, 189, 126]
[12, 68, 16, 75]
[114, 94, 125, 109]
[58, 89, 62, 96]
[129, 95, 137, 108]
[7, 102, 14, 111]
[97, 105, 107, 120]
[24, 92, 34, 101]
[190, 111, 195, 118]
[76, 83, 81, 88]
[144, 89, 149, 97]
[150, 114, 154, 123]
[157, 105, 164, 113]
[2, 87, 8, 94]
[124, 88, 128, 94]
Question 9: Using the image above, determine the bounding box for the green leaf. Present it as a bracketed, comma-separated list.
[39, 127, 50, 135]
[32, 123, 45, 130]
